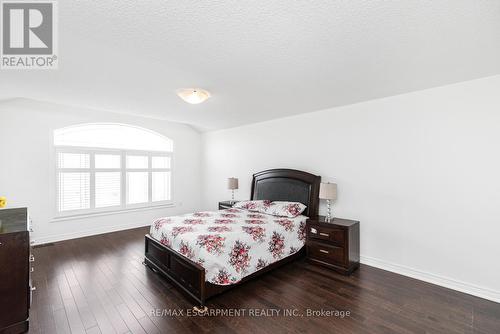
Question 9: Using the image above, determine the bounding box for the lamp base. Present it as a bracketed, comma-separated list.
[325, 199, 332, 222]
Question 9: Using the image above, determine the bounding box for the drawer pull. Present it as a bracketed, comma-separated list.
[319, 232, 329, 237]
[319, 249, 329, 254]
[29, 255, 35, 262]
[31, 286, 36, 291]
[310, 228, 317, 234]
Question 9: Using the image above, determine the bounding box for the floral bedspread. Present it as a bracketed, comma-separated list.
[149, 208, 307, 285]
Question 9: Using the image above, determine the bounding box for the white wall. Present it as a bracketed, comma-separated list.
[0, 99, 202, 244]
[201, 75, 500, 302]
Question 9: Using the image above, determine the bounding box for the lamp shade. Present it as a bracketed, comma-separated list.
[319, 182, 337, 200]
[227, 178, 239, 190]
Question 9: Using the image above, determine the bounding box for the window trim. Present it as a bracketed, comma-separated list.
[54, 145, 173, 218]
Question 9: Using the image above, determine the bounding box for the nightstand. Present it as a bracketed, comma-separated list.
[306, 216, 360, 275]
[218, 200, 239, 210]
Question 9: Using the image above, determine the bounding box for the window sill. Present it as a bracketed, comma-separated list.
[51, 203, 176, 223]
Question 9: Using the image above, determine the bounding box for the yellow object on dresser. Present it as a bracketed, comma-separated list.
[0, 196, 7, 208]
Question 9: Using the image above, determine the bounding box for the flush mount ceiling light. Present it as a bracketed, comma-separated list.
[176, 88, 211, 104]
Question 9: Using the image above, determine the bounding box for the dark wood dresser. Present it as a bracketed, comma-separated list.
[306, 216, 360, 275]
[0, 208, 32, 334]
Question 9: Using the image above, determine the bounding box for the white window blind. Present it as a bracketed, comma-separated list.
[152, 156, 171, 169]
[55, 149, 172, 216]
[58, 172, 90, 211]
[58, 152, 90, 169]
[126, 172, 149, 204]
[152, 171, 171, 202]
[95, 172, 121, 208]
[57, 153, 91, 212]
[95, 154, 120, 169]
[126, 155, 148, 169]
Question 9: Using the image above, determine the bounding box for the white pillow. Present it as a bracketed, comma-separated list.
[264, 201, 307, 218]
[233, 200, 271, 212]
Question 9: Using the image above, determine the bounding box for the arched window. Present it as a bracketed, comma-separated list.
[54, 123, 173, 215]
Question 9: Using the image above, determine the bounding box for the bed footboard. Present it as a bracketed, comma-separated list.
[145, 234, 306, 306]
[144, 234, 206, 305]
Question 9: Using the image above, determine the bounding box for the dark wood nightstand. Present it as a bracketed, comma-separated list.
[218, 200, 239, 210]
[306, 216, 360, 275]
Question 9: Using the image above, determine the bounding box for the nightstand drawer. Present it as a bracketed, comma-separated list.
[307, 224, 346, 245]
[307, 241, 345, 266]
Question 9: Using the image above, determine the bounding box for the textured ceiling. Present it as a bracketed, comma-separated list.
[1, 1, 500, 131]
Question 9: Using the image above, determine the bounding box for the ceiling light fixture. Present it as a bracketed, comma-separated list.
[176, 88, 211, 104]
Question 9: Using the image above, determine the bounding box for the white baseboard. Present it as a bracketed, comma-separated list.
[32, 221, 151, 245]
[360, 255, 500, 304]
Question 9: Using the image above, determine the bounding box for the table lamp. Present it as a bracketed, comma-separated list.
[319, 182, 337, 222]
[227, 177, 239, 203]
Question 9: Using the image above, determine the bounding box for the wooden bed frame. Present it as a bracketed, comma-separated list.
[143, 168, 321, 306]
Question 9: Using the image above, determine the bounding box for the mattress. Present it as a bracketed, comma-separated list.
[149, 208, 307, 285]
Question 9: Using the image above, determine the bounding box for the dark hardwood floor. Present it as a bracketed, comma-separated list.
[28, 227, 499, 334]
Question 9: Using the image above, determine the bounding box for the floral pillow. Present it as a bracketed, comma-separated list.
[233, 200, 272, 212]
[264, 201, 307, 218]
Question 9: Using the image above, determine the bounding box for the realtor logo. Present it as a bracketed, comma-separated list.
[1, 1, 58, 69]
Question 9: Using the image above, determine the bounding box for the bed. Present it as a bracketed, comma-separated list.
[143, 168, 321, 307]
